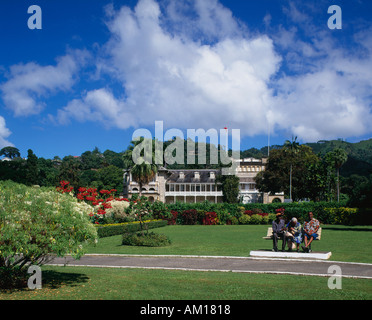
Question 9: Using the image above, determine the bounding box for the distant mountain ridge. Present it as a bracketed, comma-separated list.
[240, 138, 372, 178]
[305, 139, 372, 177]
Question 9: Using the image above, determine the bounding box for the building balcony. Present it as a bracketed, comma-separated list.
[165, 191, 223, 197]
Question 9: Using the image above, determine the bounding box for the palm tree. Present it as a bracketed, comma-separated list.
[123, 138, 159, 197]
[284, 136, 300, 201]
[330, 148, 348, 202]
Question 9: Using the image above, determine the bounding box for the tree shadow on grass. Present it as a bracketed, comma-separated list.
[42, 270, 90, 289]
[0, 270, 89, 293]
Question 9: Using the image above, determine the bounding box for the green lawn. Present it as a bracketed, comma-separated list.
[2, 224, 372, 300]
[1, 266, 371, 300]
[87, 225, 372, 263]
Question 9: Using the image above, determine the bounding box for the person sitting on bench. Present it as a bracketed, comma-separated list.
[285, 217, 302, 252]
[272, 212, 287, 252]
[302, 212, 320, 253]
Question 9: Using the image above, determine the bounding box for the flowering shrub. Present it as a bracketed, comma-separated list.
[56, 180, 74, 194]
[164, 210, 178, 225]
[249, 214, 263, 225]
[105, 200, 132, 223]
[0, 181, 98, 288]
[56, 181, 131, 225]
[128, 197, 153, 231]
[203, 212, 219, 225]
[239, 214, 251, 225]
[244, 210, 269, 218]
[324, 207, 359, 225]
[152, 201, 172, 220]
[217, 211, 234, 225]
[181, 209, 198, 225]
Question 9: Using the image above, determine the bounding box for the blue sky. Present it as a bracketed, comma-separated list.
[1, 0, 372, 159]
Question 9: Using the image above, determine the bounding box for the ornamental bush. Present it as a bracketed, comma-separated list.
[249, 214, 263, 225]
[324, 207, 359, 225]
[105, 200, 132, 223]
[238, 214, 251, 225]
[181, 209, 198, 225]
[122, 231, 171, 247]
[203, 212, 219, 225]
[0, 181, 98, 288]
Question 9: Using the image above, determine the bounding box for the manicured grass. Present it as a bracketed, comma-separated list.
[87, 225, 262, 257]
[2, 225, 371, 301]
[1, 266, 371, 300]
[87, 225, 372, 263]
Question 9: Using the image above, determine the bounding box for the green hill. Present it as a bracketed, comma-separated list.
[239, 138, 372, 178]
[305, 139, 372, 177]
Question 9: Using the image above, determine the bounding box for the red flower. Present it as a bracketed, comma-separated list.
[103, 202, 112, 209]
[77, 194, 84, 200]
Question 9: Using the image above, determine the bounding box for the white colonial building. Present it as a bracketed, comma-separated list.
[123, 158, 284, 204]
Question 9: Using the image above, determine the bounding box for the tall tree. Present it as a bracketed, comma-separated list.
[216, 175, 240, 203]
[0, 146, 20, 159]
[283, 136, 300, 201]
[58, 156, 82, 190]
[329, 148, 348, 202]
[26, 149, 39, 185]
[255, 145, 320, 201]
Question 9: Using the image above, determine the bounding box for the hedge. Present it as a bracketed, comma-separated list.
[166, 201, 371, 225]
[95, 219, 167, 238]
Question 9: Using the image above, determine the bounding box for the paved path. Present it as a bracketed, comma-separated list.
[47, 254, 372, 279]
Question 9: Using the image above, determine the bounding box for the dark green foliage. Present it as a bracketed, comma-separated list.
[0, 146, 21, 159]
[164, 200, 370, 225]
[26, 149, 39, 186]
[180, 209, 199, 225]
[152, 201, 172, 220]
[347, 174, 372, 209]
[122, 231, 171, 247]
[217, 175, 240, 203]
[0, 267, 28, 289]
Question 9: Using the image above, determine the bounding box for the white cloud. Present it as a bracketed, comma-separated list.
[58, 0, 281, 137]
[11, 0, 372, 144]
[1, 50, 88, 117]
[269, 2, 372, 142]
[56, 88, 136, 129]
[273, 69, 372, 141]
[0, 116, 13, 148]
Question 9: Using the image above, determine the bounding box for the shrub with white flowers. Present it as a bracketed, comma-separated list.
[0, 180, 98, 288]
